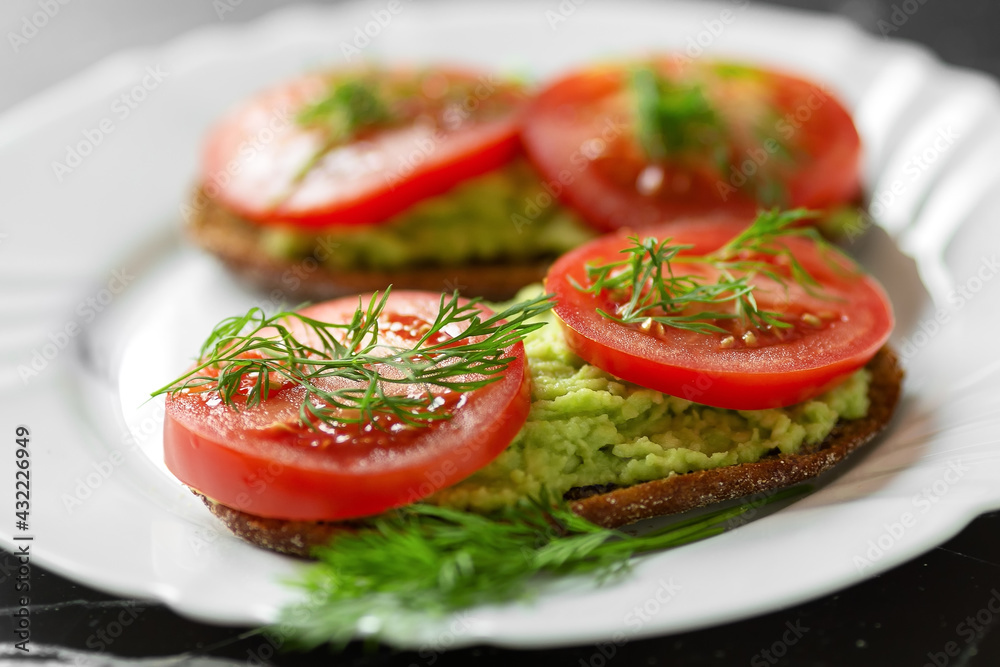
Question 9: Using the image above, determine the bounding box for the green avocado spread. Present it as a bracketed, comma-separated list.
[431, 288, 871, 513]
[258, 161, 596, 271]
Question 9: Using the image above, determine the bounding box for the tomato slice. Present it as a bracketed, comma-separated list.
[201, 68, 526, 228]
[163, 292, 531, 521]
[522, 60, 861, 231]
[545, 217, 893, 409]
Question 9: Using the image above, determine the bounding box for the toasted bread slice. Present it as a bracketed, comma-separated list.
[568, 346, 903, 526]
[192, 347, 902, 557]
[187, 190, 552, 301]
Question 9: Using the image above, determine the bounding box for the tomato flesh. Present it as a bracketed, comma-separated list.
[522, 60, 861, 231]
[201, 68, 526, 228]
[546, 218, 893, 409]
[163, 292, 531, 521]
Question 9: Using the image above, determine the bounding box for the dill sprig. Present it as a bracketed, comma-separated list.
[632, 66, 729, 168]
[292, 77, 396, 182]
[630, 65, 793, 204]
[296, 78, 395, 138]
[275, 487, 806, 648]
[575, 209, 847, 335]
[151, 289, 553, 430]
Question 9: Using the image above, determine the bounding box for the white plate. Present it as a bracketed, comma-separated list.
[4, 0, 1000, 650]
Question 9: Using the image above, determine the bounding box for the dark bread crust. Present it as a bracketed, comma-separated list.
[569, 346, 903, 526]
[194, 347, 902, 557]
[194, 493, 365, 557]
[186, 189, 551, 301]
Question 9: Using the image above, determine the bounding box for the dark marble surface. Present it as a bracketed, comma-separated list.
[3, 0, 1000, 664]
[3, 510, 1000, 665]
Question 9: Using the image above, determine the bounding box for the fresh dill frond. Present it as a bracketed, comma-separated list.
[631, 66, 729, 164]
[292, 76, 397, 182]
[151, 289, 554, 430]
[575, 208, 847, 335]
[630, 65, 795, 205]
[275, 487, 806, 648]
[296, 78, 395, 138]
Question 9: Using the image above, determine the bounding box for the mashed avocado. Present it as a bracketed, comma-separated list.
[431, 290, 871, 512]
[258, 161, 596, 271]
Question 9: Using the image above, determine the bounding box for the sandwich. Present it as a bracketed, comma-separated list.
[185, 64, 594, 301]
[156, 209, 900, 557]
[185, 57, 863, 301]
[520, 57, 862, 232]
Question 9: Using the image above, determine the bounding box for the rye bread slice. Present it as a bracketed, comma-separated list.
[186, 189, 551, 301]
[569, 346, 903, 526]
[192, 347, 902, 557]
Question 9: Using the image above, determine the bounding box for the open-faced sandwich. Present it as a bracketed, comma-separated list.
[186, 65, 594, 300]
[521, 57, 862, 231]
[186, 58, 863, 300]
[157, 210, 900, 557]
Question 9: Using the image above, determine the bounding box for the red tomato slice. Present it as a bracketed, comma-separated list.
[546, 218, 893, 409]
[201, 68, 526, 228]
[522, 60, 861, 231]
[163, 292, 531, 521]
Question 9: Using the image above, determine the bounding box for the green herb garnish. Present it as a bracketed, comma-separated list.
[575, 208, 845, 335]
[630, 66, 793, 204]
[632, 66, 729, 167]
[292, 77, 397, 182]
[275, 487, 805, 648]
[151, 289, 553, 429]
[296, 78, 395, 138]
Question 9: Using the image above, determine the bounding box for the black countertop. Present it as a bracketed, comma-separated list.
[3, 0, 1000, 664]
[5, 511, 1000, 665]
